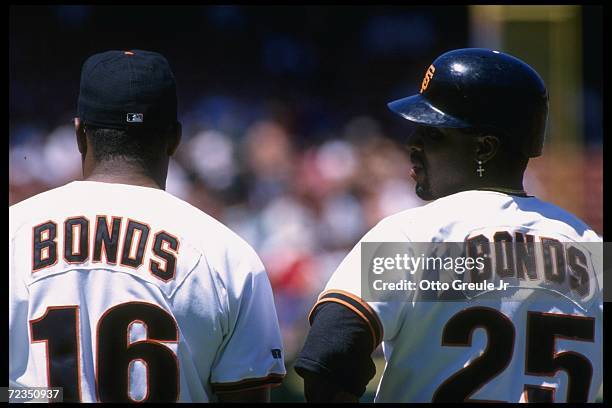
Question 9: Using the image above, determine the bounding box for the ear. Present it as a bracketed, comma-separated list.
[167, 121, 182, 156]
[474, 134, 500, 164]
[75, 117, 87, 156]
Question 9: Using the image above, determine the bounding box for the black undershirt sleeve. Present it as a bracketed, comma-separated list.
[294, 301, 378, 399]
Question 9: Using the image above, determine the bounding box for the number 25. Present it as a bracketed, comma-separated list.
[433, 307, 595, 402]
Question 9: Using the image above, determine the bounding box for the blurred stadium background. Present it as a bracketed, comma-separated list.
[9, 5, 602, 402]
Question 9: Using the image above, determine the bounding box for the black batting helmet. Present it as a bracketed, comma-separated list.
[388, 48, 548, 157]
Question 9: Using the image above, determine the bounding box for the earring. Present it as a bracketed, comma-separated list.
[476, 160, 485, 177]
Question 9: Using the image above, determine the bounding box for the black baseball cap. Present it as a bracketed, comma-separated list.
[77, 49, 178, 130]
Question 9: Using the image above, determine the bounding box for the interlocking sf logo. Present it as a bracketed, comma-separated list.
[419, 65, 436, 93]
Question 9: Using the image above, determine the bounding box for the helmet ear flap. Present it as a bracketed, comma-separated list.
[525, 99, 549, 157]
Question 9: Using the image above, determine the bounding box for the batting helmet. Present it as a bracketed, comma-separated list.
[387, 48, 548, 157]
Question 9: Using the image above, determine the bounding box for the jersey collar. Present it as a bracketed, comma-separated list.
[475, 187, 532, 197]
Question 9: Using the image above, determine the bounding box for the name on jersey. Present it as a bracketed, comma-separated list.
[31, 216, 179, 282]
[466, 231, 592, 299]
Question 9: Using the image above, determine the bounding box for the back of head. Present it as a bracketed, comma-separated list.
[77, 49, 179, 164]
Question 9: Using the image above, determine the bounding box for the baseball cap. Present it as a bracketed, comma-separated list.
[77, 49, 178, 130]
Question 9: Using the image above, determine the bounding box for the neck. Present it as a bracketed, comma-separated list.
[439, 175, 526, 199]
[83, 159, 166, 190]
[457, 177, 525, 196]
[472, 179, 525, 193]
[483, 157, 527, 191]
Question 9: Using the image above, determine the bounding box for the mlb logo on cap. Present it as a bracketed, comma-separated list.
[127, 113, 144, 123]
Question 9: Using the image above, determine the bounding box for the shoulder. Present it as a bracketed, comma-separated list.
[9, 184, 73, 236]
[10, 184, 70, 212]
[165, 193, 259, 253]
[376, 191, 478, 227]
[364, 201, 443, 242]
[522, 197, 602, 241]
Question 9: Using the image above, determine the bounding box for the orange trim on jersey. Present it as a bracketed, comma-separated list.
[211, 373, 285, 393]
[313, 298, 379, 348]
[309, 289, 384, 347]
[317, 289, 381, 322]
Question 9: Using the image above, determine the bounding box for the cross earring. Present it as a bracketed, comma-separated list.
[476, 160, 485, 177]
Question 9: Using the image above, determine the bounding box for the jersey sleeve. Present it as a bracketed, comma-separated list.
[313, 217, 411, 344]
[209, 242, 286, 393]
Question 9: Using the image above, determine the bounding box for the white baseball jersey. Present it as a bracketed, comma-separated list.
[316, 189, 602, 402]
[9, 180, 286, 402]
